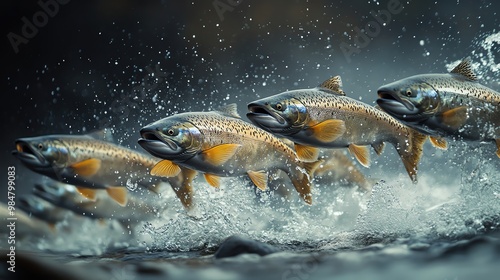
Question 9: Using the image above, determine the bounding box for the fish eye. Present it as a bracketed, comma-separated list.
[405, 90, 412, 97]
[37, 143, 44, 150]
[275, 103, 284, 111]
[165, 128, 178, 136]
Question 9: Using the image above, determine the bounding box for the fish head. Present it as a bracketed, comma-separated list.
[12, 136, 70, 176]
[33, 182, 68, 204]
[18, 195, 48, 216]
[377, 78, 441, 124]
[138, 116, 202, 162]
[247, 91, 308, 136]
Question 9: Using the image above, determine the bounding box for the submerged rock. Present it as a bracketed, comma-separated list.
[214, 235, 280, 259]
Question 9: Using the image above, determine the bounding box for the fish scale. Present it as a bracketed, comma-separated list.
[297, 91, 409, 130]
[61, 137, 158, 168]
[183, 112, 295, 155]
[12, 132, 195, 209]
[138, 105, 322, 204]
[419, 75, 500, 103]
[247, 76, 427, 182]
[377, 58, 500, 157]
[260, 89, 416, 150]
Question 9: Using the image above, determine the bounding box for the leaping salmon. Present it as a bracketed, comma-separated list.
[247, 76, 427, 182]
[376, 57, 500, 157]
[12, 129, 195, 208]
[138, 104, 322, 204]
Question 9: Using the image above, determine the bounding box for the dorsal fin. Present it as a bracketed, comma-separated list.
[318, 76, 345, 95]
[450, 57, 477, 81]
[215, 103, 240, 118]
[85, 128, 115, 142]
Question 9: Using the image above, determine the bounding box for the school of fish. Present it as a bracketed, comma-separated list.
[7, 57, 499, 240]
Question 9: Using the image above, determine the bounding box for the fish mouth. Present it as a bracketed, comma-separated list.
[376, 89, 420, 117]
[138, 130, 183, 159]
[12, 140, 50, 169]
[376, 91, 431, 124]
[247, 104, 286, 124]
[247, 103, 290, 133]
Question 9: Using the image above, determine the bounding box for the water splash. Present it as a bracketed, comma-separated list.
[18, 140, 500, 255]
[355, 142, 500, 244]
[446, 31, 500, 87]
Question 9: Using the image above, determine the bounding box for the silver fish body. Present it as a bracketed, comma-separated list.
[12, 131, 194, 208]
[138, 104, 321, 204]
[377, 58, 500, 156]
[13, 134, 158, 189]
[33, 181, 162, 225]
[0, 202, 54, 239]
[18, 194, 69, 225]
[247, 77, 427, 182]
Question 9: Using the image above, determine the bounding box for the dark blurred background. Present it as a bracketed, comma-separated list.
[1, 0, 499, 200]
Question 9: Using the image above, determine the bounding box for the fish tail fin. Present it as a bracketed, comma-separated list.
[396, 129, 427, 183]
[288, 159, 323, 205]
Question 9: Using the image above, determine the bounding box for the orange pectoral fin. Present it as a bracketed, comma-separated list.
[309, 119, 346, 143]
[202, 144, 241, 166]
[76, 187, 98, 201]
[70, 158, 102, 177]
[247, 170, 268, 191]
[106, 187, 128, 207]
[204, 173, 221, 188]
[429, 136, 448, 150]
[294, 143, 319, 162]
[348, 144, 370, 167]
[150, 160, 181, 177]
[439, 106, 468, 129]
